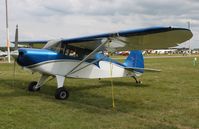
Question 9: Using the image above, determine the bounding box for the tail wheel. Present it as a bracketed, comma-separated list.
[28, 81, 40, 92]
[55, 87, 69, 100]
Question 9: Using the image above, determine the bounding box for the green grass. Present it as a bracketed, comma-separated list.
[0, 57, 199, 129]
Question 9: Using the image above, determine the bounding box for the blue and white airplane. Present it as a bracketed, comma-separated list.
[12, 26, 193, 100]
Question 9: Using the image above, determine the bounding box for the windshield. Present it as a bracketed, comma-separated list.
[43, 39, 63, 53]
[44, 39, 62, 49]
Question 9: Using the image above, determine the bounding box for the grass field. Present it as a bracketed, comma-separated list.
[0, 57, 199, 129]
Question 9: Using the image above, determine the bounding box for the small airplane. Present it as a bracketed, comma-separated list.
[115, 51, 130, 56]
[0, 50, 7, 57]
[0, 50, 8, 61]
[11, 26, 193, 100]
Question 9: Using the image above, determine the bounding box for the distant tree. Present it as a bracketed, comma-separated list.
[0, 47, 14, 51]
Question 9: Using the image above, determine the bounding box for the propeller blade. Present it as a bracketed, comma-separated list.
[11, 25, 19, 60]
[14, 24, 18, 50]
[12, 25, 19, 86]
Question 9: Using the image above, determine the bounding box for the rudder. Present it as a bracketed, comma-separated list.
[123, 50, 144, 73]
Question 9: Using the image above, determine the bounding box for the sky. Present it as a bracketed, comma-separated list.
[0, 0, 199, 48]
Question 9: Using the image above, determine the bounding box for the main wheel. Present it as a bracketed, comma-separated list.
[28, 81, 40, 92]
[55, 87, 69, 100]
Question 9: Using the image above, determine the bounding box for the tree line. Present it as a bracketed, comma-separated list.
[0, 47, 14, 51]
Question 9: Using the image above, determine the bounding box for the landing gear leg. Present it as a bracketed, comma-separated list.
[54, 75, 69, 100]
[132, 76, 142, 84]
[28, 74, 49, 92]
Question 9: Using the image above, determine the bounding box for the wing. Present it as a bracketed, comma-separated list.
[12, 40, 48, 48]
[14, 26, 193, 50]
[62, 26, 193, 51]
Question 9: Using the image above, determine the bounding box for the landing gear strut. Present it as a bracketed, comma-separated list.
[28, 74, 49, 92]
[132, 76, 142, 84]
[28, 81, 40, 91]
[54, 75, 69, 100]
[27, 74, 70, 100]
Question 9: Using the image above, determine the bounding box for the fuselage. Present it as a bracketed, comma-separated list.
[17, 48, 137, 78]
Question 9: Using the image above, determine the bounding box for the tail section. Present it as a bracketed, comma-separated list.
[123, 50, 144, 73]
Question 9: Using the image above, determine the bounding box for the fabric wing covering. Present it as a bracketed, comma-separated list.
[15, 26, 193, 51]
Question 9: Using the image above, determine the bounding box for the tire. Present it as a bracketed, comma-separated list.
[28, 81, 40, 92]
[55, 87, 69, 100]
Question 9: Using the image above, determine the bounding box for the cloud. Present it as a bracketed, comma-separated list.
[0, 0, 198, 48]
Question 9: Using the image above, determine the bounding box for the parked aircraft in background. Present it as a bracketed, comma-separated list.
[11, 26, 193, 100]
[0, 51, 7, 59]
[115, 51, 130, 56]
[0, 51, 6, 56]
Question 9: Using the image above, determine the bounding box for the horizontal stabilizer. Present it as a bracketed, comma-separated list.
[125, 67, 161, 72]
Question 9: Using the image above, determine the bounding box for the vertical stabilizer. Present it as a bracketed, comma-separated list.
[123, 50, 144, 73]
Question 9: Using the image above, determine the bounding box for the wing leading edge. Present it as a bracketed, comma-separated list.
[14, 26, 193, 50]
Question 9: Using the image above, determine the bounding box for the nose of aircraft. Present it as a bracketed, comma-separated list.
[16, 48, 29, 66]
[15, 48, 60, 67]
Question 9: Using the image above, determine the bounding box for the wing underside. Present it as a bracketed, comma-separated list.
[13, 27, 193, 51]
[62, 27, 193, 51]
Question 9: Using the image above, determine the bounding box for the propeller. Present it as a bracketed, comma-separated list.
[12, 24, 19, 87]
[14, 25, 18, 50]
[11, 25, 19, 60]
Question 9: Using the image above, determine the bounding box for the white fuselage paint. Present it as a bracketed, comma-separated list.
[27, 60, 138, 78]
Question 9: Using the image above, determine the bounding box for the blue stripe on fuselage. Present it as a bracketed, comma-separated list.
[17, 48, 80, 66]
[17, 48, 125, 68]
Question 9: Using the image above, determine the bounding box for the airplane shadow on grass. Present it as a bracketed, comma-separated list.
[99, 80, 150, 88]
[0, 78, 150, 113]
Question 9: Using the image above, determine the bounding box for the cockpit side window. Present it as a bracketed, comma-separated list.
[63, 45, 79, 57]
[64, 44, 92, 59]
[45, 40, 92, 59]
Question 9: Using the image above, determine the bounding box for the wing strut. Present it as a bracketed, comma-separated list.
[66, 38, 110, 76]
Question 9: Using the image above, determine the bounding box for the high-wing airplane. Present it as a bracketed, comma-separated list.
[11, 26, 193, 100]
